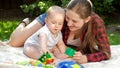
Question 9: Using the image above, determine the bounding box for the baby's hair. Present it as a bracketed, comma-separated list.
[46, 6, 65, 18]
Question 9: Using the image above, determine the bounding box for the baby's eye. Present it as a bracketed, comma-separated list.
[58, 22, 63, 25]
[52, 22, 55, 24]
[59, 23, 62, 25]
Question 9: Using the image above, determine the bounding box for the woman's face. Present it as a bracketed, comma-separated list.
[66, 9, 85, 32]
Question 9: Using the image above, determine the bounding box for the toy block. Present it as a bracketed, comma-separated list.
[38, 52, 54, 64]
[64, 47, 76, 57]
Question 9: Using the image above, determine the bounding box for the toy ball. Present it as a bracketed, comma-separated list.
[57, 61, 85, 68]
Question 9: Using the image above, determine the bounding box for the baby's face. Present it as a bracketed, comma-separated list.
[47, 13, 65, 35]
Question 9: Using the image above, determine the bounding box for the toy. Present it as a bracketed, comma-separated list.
[16, 59, 44, 67]
[29, 59, 44, 67]
[57, 61, 85, 68]
[16, 59, 53, 68]
[16, 60, 30, 66]
[30, 59, 53, 68]
[16, 52, 54, 67]
[38, 52, 54, 64]
[64, 47, 76, 57]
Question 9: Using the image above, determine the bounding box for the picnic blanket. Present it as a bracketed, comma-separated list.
[0, 42, 120, 68]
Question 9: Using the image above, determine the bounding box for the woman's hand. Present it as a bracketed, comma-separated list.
[73, 51, 88, 64]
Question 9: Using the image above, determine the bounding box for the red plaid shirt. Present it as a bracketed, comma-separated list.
[61, 13, 111, 62]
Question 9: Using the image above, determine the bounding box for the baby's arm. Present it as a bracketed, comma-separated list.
[54, 39, 68, 59]
[38, 33, 53, 55]
[38, 33, 48, 53]
[57, 39, 67, 53]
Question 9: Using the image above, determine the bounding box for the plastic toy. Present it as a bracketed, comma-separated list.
[29, 59, 44, 67]
[64, 47, 76, 57]
[16, 59, 53, 68]
[16, 59, 44, 67]
[38, 52, 54, 64]
[57, 61, 85, 68]
[16, 52, 54, 67]
[16, 60, 30, 66]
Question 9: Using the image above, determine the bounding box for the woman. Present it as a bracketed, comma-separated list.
[9, 0, 111, 64]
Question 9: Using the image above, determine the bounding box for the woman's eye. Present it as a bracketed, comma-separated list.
[72, 20, 77, 23]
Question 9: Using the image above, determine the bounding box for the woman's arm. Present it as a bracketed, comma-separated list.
[57, 39, 67, 53]
[87, 13, 111, 62]
[73, 13, 111, 64]
[73, 23, 110, 64]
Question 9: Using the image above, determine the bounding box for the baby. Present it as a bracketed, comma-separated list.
[23, 6, 66, 59]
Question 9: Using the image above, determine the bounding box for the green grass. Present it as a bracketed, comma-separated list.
[0, 21, 18, 41]
[104, 16, 120, 45]
[0, 20, 120, 45]
[107, 33, 120, 45]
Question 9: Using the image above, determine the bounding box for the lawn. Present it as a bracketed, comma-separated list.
[0, 20, 18, 41]
[107, 33, 120, 45]
[0, 20, 120, 45]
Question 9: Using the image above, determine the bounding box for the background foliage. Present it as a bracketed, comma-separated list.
[20, 0, 120, 17]
[91, 0, 120, 17]
[91, 0, 115, 15]
[20, 0, 120, 25]
[20, 0, 69, 17]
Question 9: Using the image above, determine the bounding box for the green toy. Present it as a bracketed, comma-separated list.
[38, 52, 54, 64]
[64, 47, 76, 57]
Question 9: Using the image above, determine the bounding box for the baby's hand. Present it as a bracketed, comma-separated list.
[47, 50, 54, 58]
